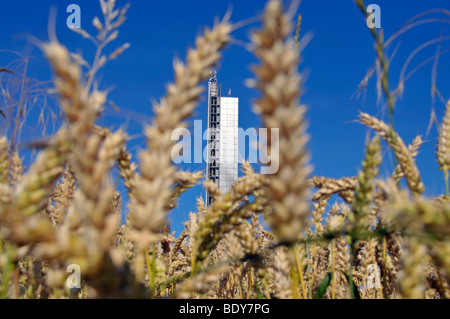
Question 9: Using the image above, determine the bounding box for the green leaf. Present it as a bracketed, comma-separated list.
[0, 244, 15, 299]
[348, 274, 361, 299]
[314, 272, 331, 299]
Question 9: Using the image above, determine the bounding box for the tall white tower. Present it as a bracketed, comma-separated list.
[206, 72, 238, 205]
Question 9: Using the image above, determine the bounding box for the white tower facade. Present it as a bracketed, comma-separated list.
[218, 97, 238, 192]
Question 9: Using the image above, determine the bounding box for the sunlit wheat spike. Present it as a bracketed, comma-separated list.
[251, 0, 311, 245]
[0, 136, 9, 184]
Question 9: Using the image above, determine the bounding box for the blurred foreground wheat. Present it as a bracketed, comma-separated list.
[0, 0, 449, 299]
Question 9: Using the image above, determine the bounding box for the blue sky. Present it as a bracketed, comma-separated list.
[1, 0, 449, 235]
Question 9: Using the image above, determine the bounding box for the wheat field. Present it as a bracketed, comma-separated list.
[0, 0, 449, 299]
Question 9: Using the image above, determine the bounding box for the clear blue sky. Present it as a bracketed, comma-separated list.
[1, 1, 449, 235]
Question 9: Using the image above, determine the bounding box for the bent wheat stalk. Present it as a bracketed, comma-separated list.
[359, 112, 424, 196]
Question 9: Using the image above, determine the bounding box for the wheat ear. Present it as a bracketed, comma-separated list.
[360, 112, 424, 195]
[251, 0, 311, 245]
[437, 100, 450, 198]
